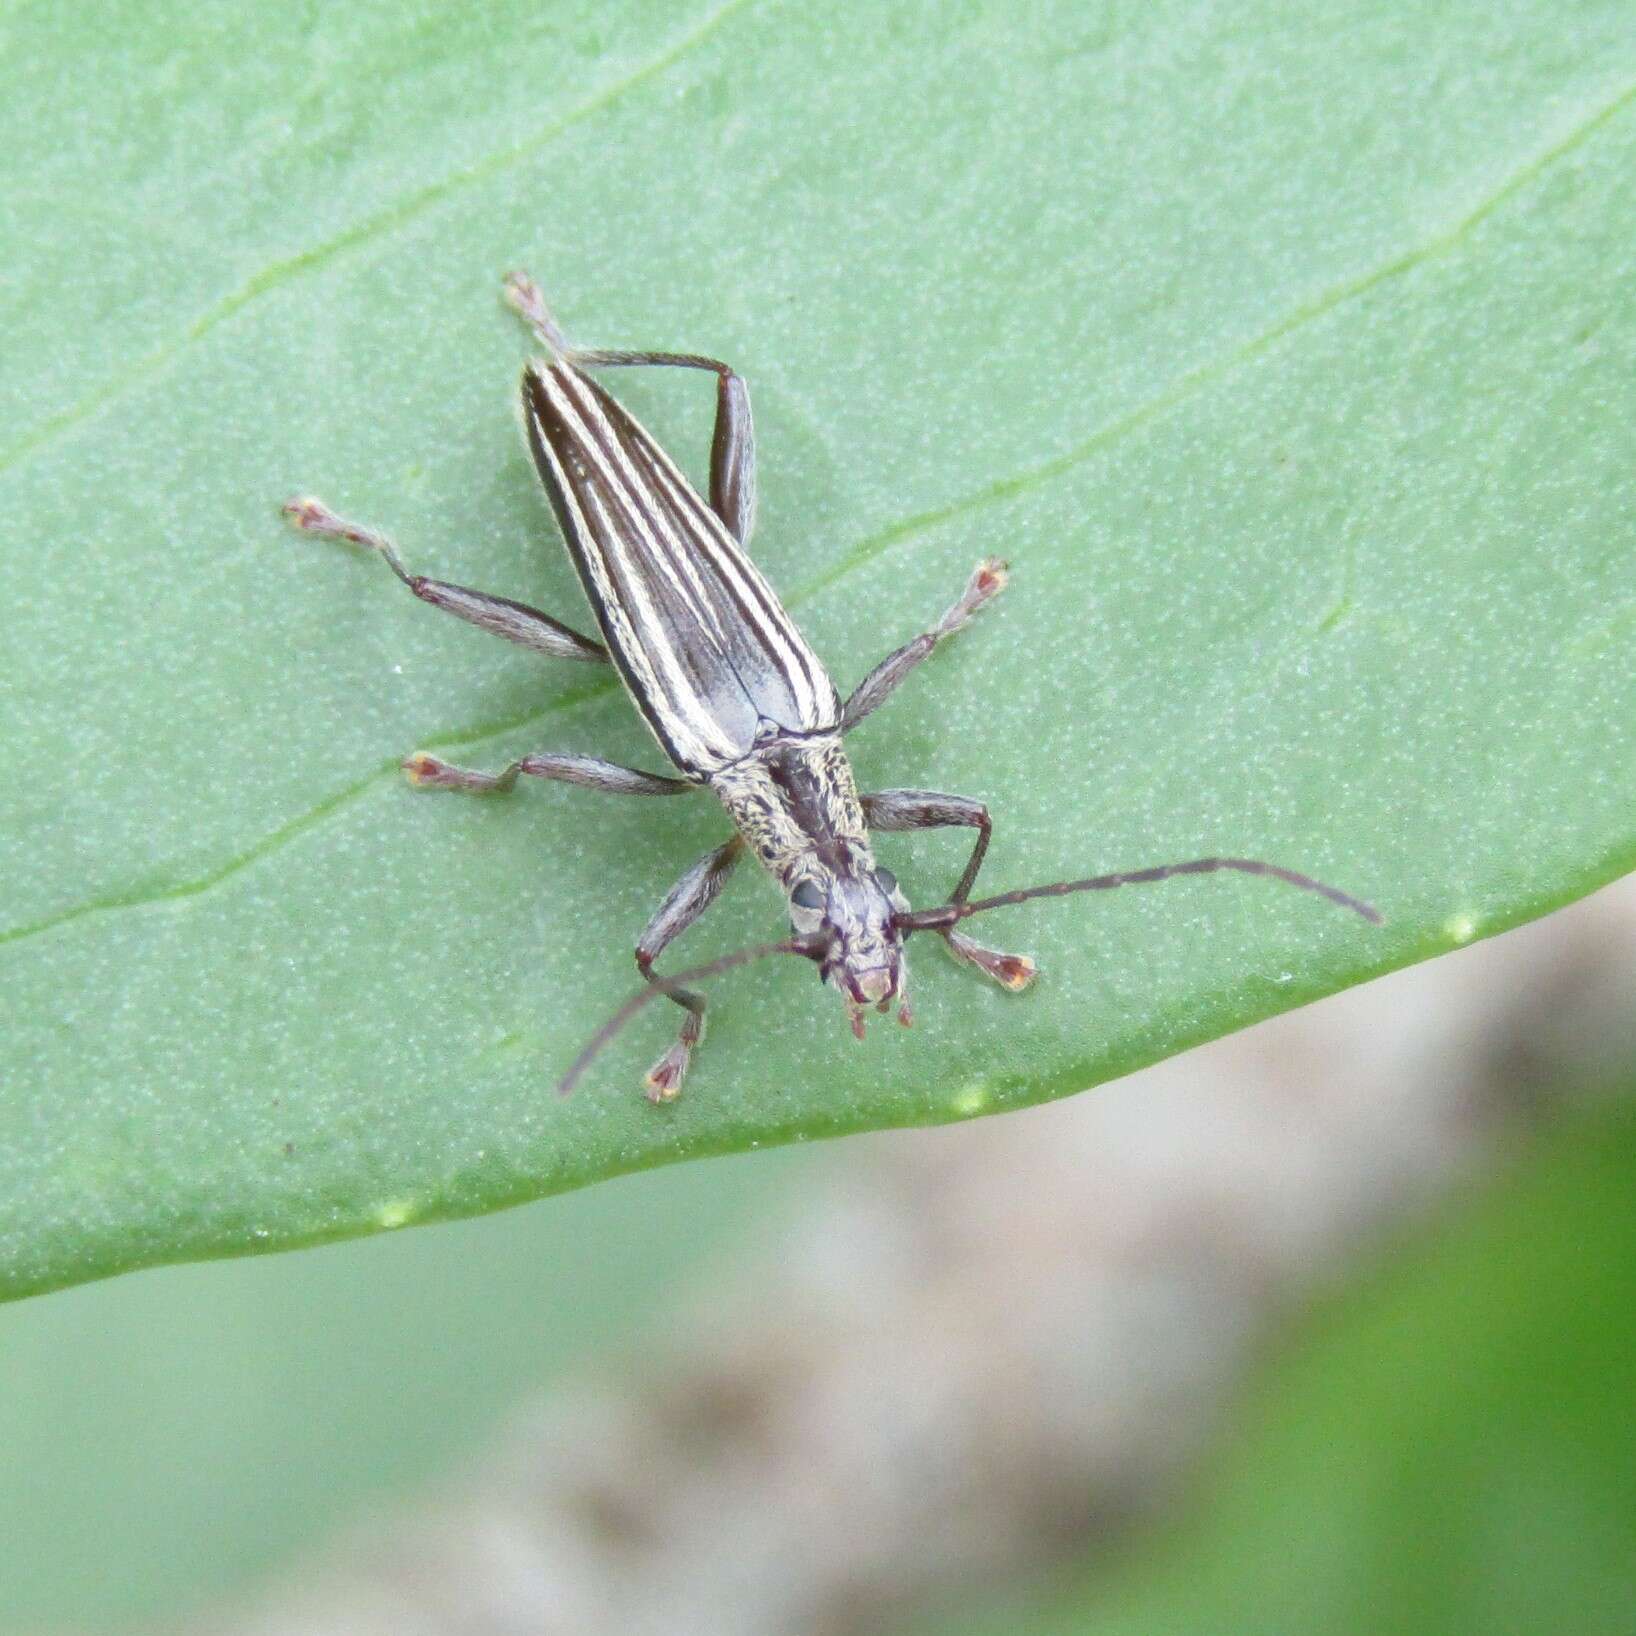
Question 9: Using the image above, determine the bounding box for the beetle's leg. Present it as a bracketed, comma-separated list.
[634, 836, 744, 1102]
[403, 750, 691, 797]
[283, 497, 608, 664]
[863, 790, 996, 907]
[862, 790, 1036, 991]
[504, 271, 756, 544]
[842, 560, 1009, 732]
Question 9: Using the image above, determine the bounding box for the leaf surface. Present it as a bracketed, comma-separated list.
[3, 0, 1633, 1298]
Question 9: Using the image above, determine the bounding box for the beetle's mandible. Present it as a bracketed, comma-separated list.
[286, 273, 1378, 1102]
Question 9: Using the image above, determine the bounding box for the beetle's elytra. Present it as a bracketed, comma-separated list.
[286, 272, 1378, 1101]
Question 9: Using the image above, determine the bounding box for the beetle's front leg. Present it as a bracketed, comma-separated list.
[862, 791, 1036, 991]
[635, 837, 744, 1101]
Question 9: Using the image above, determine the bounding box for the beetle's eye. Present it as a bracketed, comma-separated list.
[790, 879, 824, 911]
[874, 868, 898, 897]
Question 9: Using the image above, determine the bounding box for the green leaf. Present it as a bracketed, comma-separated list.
[920, 1095, 1636, 1636]
[3, 1, 1633, 1300]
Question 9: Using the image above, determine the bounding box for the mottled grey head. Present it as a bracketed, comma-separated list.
[785, 851, 911, 1023]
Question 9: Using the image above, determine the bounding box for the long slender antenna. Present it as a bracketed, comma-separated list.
[558, 936, 825, 1097]
[896, 856, 1382, 934]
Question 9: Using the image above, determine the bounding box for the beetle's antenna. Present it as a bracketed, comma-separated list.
[558, 936, 827, 1097]
[896, 856, 1382, 934]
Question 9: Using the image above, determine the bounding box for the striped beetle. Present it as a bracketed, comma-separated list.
[286, 273, 1378, 1102]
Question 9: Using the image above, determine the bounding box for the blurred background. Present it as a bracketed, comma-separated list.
[5, 876, 1632, 1635]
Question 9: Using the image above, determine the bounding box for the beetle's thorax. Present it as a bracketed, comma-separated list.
[709, 731, 870, 879]
[710, 732, 908, 1017]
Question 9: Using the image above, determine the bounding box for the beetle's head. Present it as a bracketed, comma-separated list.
[785, 850, 911, 1032]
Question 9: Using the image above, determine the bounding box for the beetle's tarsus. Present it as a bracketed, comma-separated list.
[283, 495, 415, 583]
[944, 931, 1037, 992]
[282, 494, 336, 532]
[401, 752, 519, 793]
[644, 1042, 689, 1103]
[503, 269, 573, 357]
[938, 556, 1010, 638]
[841, 561, 1011, 731]
[282, 494, 372, 550]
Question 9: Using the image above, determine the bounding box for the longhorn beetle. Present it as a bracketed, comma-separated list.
[285, 272, 1379, 1102]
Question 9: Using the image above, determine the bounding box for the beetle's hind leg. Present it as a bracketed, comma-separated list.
[283, 496, 608, 664]
[503, 270, 757, 545]
[634, 837, 743, 1101]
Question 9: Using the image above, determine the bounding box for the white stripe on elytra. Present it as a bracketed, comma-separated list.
[533, 362, 840, 757]
[526, 416, 682, 755]
[639, 447, 831, 726]
[541, 376, 702, 635]
[551, 370, 729, 650]
[527, 388, 734, 770]
[575, 477, 729, 764]
[644, 437, 835, 725]
[554, 361, 807, 691]
[552, 362, 832, 736]
[632, 427, 836, 729]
